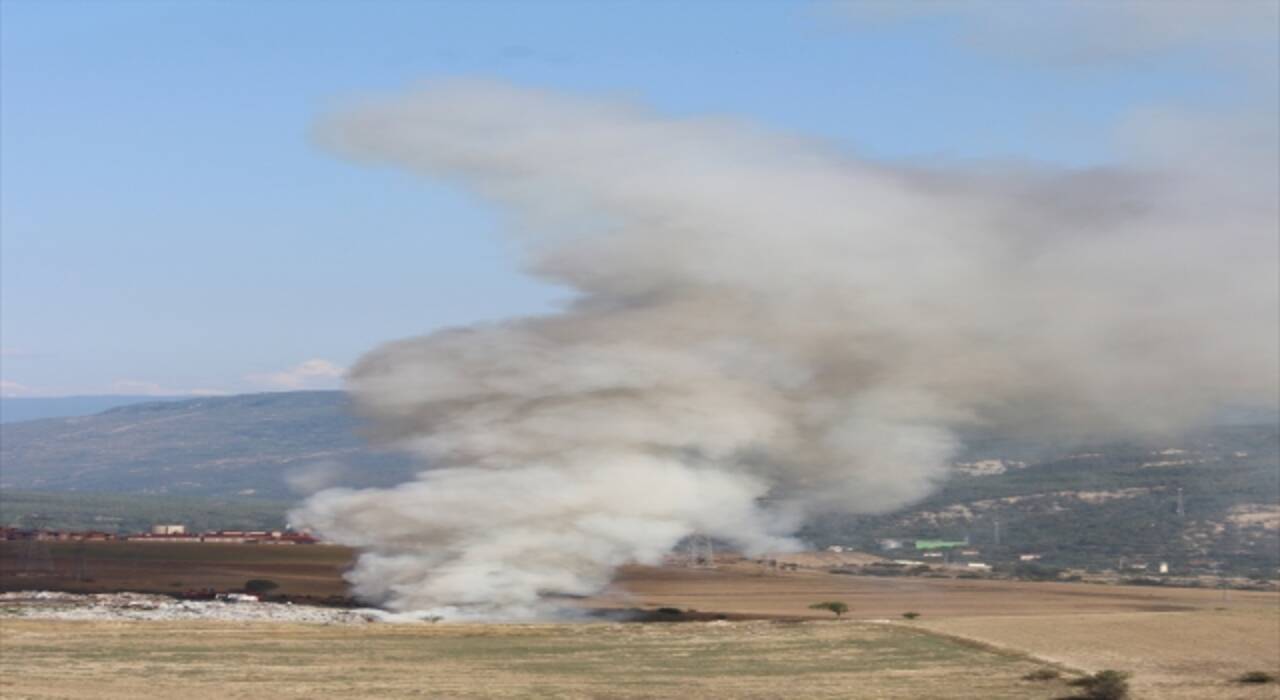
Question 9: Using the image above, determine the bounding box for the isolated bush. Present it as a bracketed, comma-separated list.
[655, 607, 683, 615]
[1235, 671, 1276, 684]
[1022, 668, 1060, 681]
[243, 579, 280, 595]
[808, 601, 849, 617]
[1068, 670, 1130, 700]
[1013, 562, 1064, 581]
[901, 611, 920, 620]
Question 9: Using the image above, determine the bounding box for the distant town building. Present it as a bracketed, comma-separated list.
[878, 538, 905, 551]
[1018, 553, 1043, 562]
[966, 562, 992, 571]
[2, 525, 319, 545]
[127, 528, 318, 545]
[914, 539, 968, 551]
[825, 545, 845, 553]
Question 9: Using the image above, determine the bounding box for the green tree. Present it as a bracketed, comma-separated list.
[808, 601, 849, 617]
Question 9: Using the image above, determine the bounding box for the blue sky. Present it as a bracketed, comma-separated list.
[1, 0, 1273, 396]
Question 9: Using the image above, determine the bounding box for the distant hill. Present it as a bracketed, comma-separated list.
[2, 390, 1275, 576]
[0, 395, 189, 423]
[0, 391, 417, 498]
[0, 490, 291, 533]
[805, 422, 1280, 577]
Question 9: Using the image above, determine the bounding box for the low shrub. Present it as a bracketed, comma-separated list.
[1235, 671, 1276, 684]
[1022, 668, 1060, 681]
[1068, 670, 1130, 700]
[808, 601, 849, 617]
[244, 579, 280, 595]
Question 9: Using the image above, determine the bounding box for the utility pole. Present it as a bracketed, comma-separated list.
[992, 518, 1002, 547]
[17, 515, 55, 577]
[687, 534, 715, 568]
[1176, 488, 1185, 518]
[72, 540, 88, 582]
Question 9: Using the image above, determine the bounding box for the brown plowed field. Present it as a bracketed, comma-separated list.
[0, 541, 354, 599]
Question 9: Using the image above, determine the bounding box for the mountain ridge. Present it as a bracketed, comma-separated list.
[0, 391, 417, 498]
[0, 395, 193, 424]
[2, 390, 1275, 575]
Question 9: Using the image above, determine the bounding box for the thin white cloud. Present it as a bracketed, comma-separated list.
[0, 346, 54, 360]
[248, 359, 346, 390]
[1, 380, 39, 398]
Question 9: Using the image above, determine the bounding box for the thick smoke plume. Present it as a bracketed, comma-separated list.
[294, 81, 1278, 618]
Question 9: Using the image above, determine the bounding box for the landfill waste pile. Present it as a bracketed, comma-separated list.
[0, 591, 401, 624]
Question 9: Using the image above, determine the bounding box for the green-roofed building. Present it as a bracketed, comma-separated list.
[914, 539, 968, 550]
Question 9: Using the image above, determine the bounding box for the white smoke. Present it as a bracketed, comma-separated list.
[292, 81, 1277, 618]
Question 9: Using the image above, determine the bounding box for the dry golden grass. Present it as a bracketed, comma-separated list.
[588, 561, 1279, 621]
[921, 606, 1280, 699]
[0, 618, 1074, 699]
[5, 545, 1277, 697]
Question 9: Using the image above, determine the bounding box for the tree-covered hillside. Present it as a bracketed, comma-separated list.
[804, 423, 1279, 576]
[0, 491, 291, 533]
[2, 390, 1275, 575]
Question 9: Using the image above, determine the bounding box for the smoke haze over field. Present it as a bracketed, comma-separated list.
[293, 81, 1278, 618]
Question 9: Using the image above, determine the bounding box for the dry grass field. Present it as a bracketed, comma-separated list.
[0, 618, 1076, 699]
[3, 543, 1277, 697]
[922, 608, 1280, 700]
[589, 560, 1278, 620]
[589, 563, 1280, 698]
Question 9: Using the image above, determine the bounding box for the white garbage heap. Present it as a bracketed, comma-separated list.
[0, 590, 391, 624]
